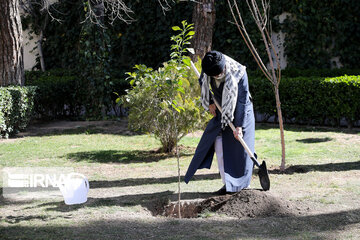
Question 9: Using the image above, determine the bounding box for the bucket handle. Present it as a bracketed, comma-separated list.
[68, 172, 90, 193]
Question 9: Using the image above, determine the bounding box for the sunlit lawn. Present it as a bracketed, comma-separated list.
[0, 122, 359, 239]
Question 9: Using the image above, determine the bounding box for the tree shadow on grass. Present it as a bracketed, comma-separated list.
[5, 201, 360, 239]
[90, 173, 220, 189]
[256, 123, 360, 135]
[15, 120, 140, 138]
[37, 191, 214, 214]
[1, 214, 62, 224]
[295, 137, 333, 143]
[0, 174, 220, 207]
[269, 161, 360, 174]
[66, 150, 192, 164]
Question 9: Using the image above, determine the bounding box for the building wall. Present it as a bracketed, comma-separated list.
[268, 12, 289, 70]
[23, 27, 40, 70]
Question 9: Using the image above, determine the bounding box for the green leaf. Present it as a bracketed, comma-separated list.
[182, 57, 191, 66]
[177, 87, 185, 94]
[172, 104, 181, 113]
[187, 31, 195, 36]
[166, 79, 172, 85]
[172, 26, 181, 31]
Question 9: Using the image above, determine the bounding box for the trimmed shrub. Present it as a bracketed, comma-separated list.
[250, 75, 360, 127]
[0, 86, 37, 138]
[247, 68, 360, 79]
[29, 75, 85, 119]
[0, 89, 13, 136]
[322, 75, 360, 127]
[25, 68, 360, 128]
[26, 70, 85, 119]
[25, 70, 128, 119]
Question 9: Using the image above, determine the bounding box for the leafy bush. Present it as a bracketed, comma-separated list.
[248, 68, 360, 79]
[0, 89, 12, 136]
[276, 68, 360, 78]
[322, 75, 360, 127]
[25, 70, 128, 119]
[26, 71, 85, 119]
[276, 0, 360, 68]
[250, 75, 360, 127]
[0, 86, 37, 138]
[122, 21, 207, 152]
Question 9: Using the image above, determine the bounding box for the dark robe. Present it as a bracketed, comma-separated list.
[184, 71, 255, 192]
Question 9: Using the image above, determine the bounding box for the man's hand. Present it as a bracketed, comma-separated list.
[233, 127, 243, 141]
[209, 104, 216, 117]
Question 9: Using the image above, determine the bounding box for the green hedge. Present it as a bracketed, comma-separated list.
[25, 70, 360, 127]
[248, 68, 360, 79]
[0, 86, 37, 138]
[250, 75, 360, 127]
[26, 71, 85, 119]
[25, 70, 129, 119]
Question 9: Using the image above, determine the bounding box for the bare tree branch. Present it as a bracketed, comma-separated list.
[21, 0, 176, 28]
[227, 0, 286, 170]
[157, 0, 173, 13]
[80, 0, 175, 27]
[20, 0, 63, 23]
[228, 0, 272, 81]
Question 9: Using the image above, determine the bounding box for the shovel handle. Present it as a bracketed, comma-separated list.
[190, 60, 260, 167]
[190, 60, 200, 78]
[211, 96, 260, 166]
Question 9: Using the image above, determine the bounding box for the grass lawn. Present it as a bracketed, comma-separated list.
[0, 120, 360, 240]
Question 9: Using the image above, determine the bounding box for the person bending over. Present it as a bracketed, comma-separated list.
[184, 50, 255, 195]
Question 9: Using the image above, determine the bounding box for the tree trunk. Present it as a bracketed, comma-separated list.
[274, 86, 286, 171]
[37, 13, 49, 72]
[0, 0, 24, 86]
[191, 0, 216, 61]
[37, 29, 46, 72]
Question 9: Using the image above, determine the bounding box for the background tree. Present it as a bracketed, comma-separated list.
[191, 0, 216, 61]
[78, 0, 110, 119]
[0, 0, 172, 87]
[0, 0, 24, 86]
[227, 0, 286, 170]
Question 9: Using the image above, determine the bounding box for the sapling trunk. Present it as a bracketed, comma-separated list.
[174, 112, 181, 218]
[227, 0, 287, 170]
[274, 86, 286, 171]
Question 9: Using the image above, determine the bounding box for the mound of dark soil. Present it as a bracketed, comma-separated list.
[158, 189, 303, 219]
[200, 189, 300, 218]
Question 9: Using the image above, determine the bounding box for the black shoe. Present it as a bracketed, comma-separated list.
[213, 185, 227, 195]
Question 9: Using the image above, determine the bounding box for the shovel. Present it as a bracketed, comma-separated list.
[190, 60, 270, 191]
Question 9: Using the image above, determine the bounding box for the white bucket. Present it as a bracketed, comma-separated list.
[58, 173, 89, 205]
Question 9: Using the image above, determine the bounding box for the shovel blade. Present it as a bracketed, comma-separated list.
[258, 161, 270, 191]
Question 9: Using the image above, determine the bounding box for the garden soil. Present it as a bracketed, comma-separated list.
[159, 189, 304, 219]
